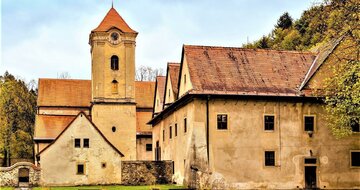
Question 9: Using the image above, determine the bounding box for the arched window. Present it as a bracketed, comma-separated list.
[111, 55, 119, 70]
[112, 80, 118, 94]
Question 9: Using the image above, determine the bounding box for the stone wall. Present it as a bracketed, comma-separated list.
[0, 162, 41, 187]
[121, 161, 173, 185]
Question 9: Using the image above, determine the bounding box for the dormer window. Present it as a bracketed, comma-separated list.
[112, 80, 118, 94]
[111, 55, 119, 70]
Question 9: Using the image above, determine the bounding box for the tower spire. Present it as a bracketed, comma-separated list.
[112, 0, 113, 8]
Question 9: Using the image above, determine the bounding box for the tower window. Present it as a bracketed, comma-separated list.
[112, 80, 118, 94]
[112, 126, 116, 132]
[111, 55, 119, 70]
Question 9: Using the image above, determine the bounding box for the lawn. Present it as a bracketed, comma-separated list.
[31, 185, 186, 190]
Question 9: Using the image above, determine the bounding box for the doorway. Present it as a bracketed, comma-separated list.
[155, 141, 161, 161]
[18, 168, 30, 187]
[305, 166, 317, 189]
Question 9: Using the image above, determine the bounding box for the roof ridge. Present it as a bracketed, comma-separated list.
[184, 44, 314, 54]
[39, 78, 91, 81]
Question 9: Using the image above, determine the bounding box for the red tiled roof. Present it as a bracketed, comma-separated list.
[37, 79, 91, 107]
[92, 7, 137, 33]
[183, 45, 316, 96]
[135, 81, 155, 108]
[34, 115, 76, 139]
[168, 63, 180, 97]
[156, 76, 166, 103]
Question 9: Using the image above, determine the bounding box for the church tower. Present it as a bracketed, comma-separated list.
[89, 7, 138, 160]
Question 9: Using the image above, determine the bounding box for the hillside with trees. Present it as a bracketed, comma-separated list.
[244, 0, 359, 138]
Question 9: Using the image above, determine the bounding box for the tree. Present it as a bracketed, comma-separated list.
[0, 71, 37, 166]
[276, 12, 293, 29]
[136, 66, 164, 81]
[58, 72, 71, 79]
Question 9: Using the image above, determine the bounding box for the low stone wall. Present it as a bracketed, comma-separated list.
[121, 160, 173, 185]
[0, 162, 41, 187]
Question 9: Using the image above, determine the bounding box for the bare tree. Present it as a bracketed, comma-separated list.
[136, 66, 164, 81]
[58, 72, 71, 79]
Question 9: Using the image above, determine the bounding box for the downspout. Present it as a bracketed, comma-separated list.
[206, 95, 210, 165]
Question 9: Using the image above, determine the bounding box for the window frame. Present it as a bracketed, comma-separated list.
[175, 123, 178, 137]
[264, 114, 275, 131]
[83, 138, 89, 148]
[110, 55, 119, 70]
[350, 150, 360, 168]
[184, 118, 187, 134]
[217, 114, 228, 130]
[146, 144, 152, 152]
[74, 138, 81, 148]
[76, 163, 85, 175]
[304, 115, 316, 132]
[264, 150, 276, 167]
[169, 125, 172, 139]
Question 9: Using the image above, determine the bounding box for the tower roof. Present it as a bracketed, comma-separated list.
[92, 7, 137, 33]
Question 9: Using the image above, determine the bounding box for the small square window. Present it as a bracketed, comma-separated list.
[175, 123, 178, 137]
[184, 118, 187, 133]
[83, 138, 89, 148]
[146, 144, 152, 151]
[350, 119, 359, 132]
[351, 151, 360, 167]
[169, 126, 172, 139]
[217, 114, 228, 130]
[77, 164, 84, 174]
[304, 116, 314, 131]
[264, 115, 275, 131]
[265, 151, 275, 166]
[75, 138, 81, 148]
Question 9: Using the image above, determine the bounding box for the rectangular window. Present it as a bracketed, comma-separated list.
[146, 144, 152, 151]
[264, 115, 275, 131]
[304, 116, 314, 131]
[77, 164, 84, 175]
[265, 151, 275, 166]
[217, 114, 228, 130]
[175, 123, 178, 137]
[304, 158, 317, 164]
[163, 129, 165, 141]
[351, 151, 360, 167]
[169, 126, 172, 139]
[184, 74, 186, 84]
[350, 119, 360, 132]
[75, 138, 81, 148]
[83, 138, 89, 148]
[184, 118, 187, 133]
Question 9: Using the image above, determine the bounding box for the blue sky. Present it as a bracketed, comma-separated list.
[1, 0, 318, 81]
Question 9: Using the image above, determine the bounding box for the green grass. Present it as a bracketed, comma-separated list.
[0, 187, 14, 190]
[32, 185, 185, 190]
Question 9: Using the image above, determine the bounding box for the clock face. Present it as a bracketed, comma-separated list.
[111, 32, 119, 41]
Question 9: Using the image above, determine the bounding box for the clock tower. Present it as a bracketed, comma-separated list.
[89, 7, 138, 160]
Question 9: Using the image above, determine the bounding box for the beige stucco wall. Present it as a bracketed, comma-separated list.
[40, 113, 123, 186]
[92, 104, 136, 160]
[178, 56, 193, 98]
[164, 74, 176, 105]
[153, 98, 360, 189]
[154, 87, 163, 114]
[136, 137, 152, 160]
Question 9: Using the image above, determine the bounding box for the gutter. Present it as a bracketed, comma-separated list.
[206, 95, 210, 164]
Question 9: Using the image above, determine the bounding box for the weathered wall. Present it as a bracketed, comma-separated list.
[153, 98, 360, 189]
[0, 162, 41, 187]
[177, 56, 193, 98]
[40, 113, 123, 186]
[152, 99, 198, 186]
[92, 104, 136, 160]
[121, 161, 173, 185]
[136, 137, 152, 160]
